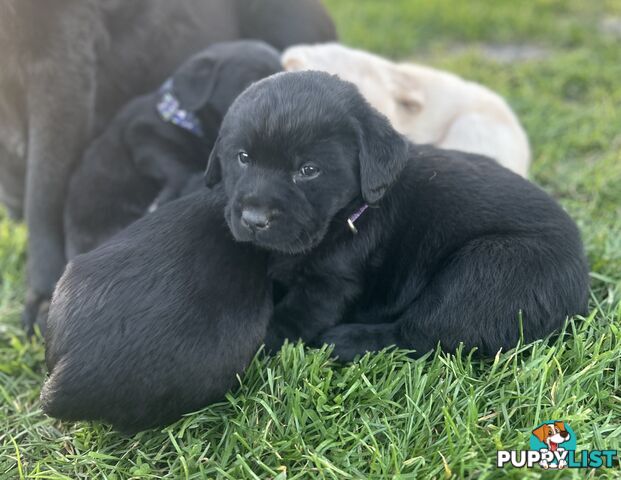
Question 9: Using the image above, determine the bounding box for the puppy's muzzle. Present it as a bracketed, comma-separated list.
[241, 206, 272, 232]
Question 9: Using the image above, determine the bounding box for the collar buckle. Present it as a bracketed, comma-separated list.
[347, 204, 369, 234]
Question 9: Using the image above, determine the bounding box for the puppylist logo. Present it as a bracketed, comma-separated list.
[497, 421, 618, 469]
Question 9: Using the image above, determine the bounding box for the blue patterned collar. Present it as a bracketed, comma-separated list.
[156, 78, 204, 137]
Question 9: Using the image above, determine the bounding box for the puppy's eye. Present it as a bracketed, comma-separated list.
[396, 98, 421, 114]
[238, 151, 250, 165]
[299, 164, 320, 178]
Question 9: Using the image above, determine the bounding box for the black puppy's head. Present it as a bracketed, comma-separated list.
[122, 40, 283, 174]
[206, 71, 409, 253]
[171, 40, 283, 130]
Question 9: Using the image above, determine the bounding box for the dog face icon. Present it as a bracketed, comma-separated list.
[531, 421, 573, 469]
[532, 421, 571, 451]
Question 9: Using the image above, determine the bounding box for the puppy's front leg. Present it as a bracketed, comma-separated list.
[23, 16, 97, 334]
[148, 182, 185, 213]
[134, 151, 194, 213]
[265, 274, 362, 352]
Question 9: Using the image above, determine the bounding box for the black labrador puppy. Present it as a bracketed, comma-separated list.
[205, 71, 590, 361]
[64, 41, 282, 258]
[41, 188, 271, 432]
[0, 0, 335, 334]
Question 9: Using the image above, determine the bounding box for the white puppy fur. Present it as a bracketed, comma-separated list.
[282, 43, 530, 177]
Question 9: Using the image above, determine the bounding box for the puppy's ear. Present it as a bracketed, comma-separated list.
[355, 106, 410, 205]
[532, 425, 550, 443]
[554, 421, 567, 433]
[173, 55, 220, 112]
[204, 138, 222, 187]
[281, 48, 308, 71]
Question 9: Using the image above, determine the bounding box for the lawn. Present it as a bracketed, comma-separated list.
[2, 0, 621, 478]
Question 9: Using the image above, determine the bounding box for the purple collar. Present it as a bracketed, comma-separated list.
[347, 204, 369, 234]
[156, 78, 204, 137]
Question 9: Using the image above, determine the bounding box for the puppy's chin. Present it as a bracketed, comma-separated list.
[226, 211, 327, 255]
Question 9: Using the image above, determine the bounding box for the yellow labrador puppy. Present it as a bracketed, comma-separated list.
[282, 43, 530, 177]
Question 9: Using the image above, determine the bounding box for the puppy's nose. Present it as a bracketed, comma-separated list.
[241, 207, 271, 231]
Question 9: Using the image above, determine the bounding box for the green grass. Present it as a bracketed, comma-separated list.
[2, 0, 621, 478]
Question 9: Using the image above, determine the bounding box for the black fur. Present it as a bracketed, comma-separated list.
[64, 41, 282, 258]
[0, 0, 335, 334]
[41, 189, 272, 432]
[206, 71, 590, 361]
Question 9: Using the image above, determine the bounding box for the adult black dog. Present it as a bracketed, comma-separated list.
[0, 0, 335, 334]
[205, 71, 590, 361]
[41, 188, 271, 432]
[64, 41, 282, 258]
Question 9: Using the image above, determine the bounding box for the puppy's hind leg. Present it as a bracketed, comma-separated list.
[317, 234, 588, 361]
[401, 235, 588, 357]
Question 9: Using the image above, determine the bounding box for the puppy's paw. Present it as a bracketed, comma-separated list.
[263, 326, 286, 355]
[22, 289, 50, 337]
[315, 323, 400, 362]
[314, 325, 366, 362]
[149, 185, 184, 213]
